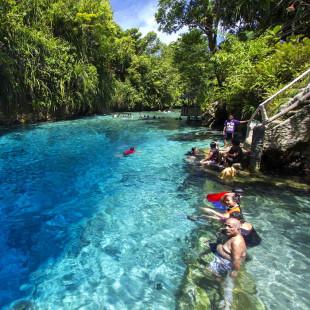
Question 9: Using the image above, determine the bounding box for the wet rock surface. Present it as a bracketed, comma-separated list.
[177, 232, 266, 310]
[262, 104, 310, 178]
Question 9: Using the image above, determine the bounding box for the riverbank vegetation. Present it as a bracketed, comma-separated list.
[0, 0, 309, 124]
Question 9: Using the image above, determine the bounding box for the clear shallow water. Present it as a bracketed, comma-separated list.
[243, 189, 310, 310]
[0, 115, 309, 309]
[0, 115, 214, 309]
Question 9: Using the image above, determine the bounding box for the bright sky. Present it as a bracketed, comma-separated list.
[110, 0, 186, 44]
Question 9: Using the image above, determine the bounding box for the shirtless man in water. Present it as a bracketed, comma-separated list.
[209, 218, 246, 277]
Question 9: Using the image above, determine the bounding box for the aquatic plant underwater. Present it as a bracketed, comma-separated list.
[0, 115, 309, 309]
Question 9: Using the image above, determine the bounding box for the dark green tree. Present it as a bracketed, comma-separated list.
[173, 30, 211, 105]
[156, 0, 219, 52]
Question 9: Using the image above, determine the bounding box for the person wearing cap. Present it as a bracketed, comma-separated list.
[200, 142, 220, 166]
[201, 193, 242, 221]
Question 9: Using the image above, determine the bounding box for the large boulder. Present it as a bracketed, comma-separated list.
[261, 104, 310, 177]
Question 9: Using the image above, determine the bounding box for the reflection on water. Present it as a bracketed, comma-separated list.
[0, 115, 309, 309]
[169, 130, 223, 142]
[243, 187, 310, 310]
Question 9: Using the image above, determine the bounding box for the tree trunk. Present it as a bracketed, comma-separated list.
[207, 31, 217, 53]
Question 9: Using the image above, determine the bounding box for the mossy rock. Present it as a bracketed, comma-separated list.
[232, 289, 266, 310]
[177, 265, 215, 310]
[177, 283, 211, 310]
[200, 163, 310, 190]
[231, 270, 266, 310]
[178, 236, 267, 310]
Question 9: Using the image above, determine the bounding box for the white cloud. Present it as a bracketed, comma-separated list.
[113, 1, 186, 44]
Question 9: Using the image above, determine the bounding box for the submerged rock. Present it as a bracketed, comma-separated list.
[177, 232, 267, 310]
[11, 300, 35, 310]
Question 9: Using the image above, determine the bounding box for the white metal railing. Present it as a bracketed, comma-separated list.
[245, 67, 310, 147]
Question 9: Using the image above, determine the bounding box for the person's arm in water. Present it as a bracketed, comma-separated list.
[230, 238, 244, 278]
[200, 207, 229, 220]
[204, 215, 223, 220]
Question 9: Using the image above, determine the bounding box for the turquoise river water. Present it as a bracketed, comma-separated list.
[0, 113, 309, 309]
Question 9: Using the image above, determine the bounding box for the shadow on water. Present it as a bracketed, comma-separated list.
[169, 130, 222, 142]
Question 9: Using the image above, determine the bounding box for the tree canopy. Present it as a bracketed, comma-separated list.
[0, 0, 309, 124]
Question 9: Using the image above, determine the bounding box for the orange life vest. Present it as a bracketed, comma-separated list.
[225, 205, 241, 216]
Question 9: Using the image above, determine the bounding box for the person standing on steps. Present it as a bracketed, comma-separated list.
[223, 114, 248, 147]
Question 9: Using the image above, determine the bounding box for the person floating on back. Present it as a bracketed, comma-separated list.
[223, 114, 248, 147]
[123, 147, 135, 156]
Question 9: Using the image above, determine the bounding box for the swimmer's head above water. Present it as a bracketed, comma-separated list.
[190, 147, 199, 155]
[210, 141, 217, 149]
[221, 194, 237, 207]
[225, 218, 241, 237]
[220, 189, 243, 206]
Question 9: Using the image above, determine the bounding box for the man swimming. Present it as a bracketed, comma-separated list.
[209, 218, 246, 277]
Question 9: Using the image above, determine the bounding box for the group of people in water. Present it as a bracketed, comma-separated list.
[186, 114, 260, 278]
[187, 114, 247, 174]
[113, 113, 133, 118]
[188, 189, 261, 278]
[187, 138, 243, 170]
[139, 115, 164, 120]
[123, 113, 255, 278]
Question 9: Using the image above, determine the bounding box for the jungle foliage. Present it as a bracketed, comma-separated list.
[0, 0, 181, 122]
[157, 0, 310, 119]
[0, 0, 309, 123]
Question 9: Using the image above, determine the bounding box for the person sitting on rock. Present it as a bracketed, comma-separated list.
[200, 142, 220, 166]
[223, 139, 243, 167]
